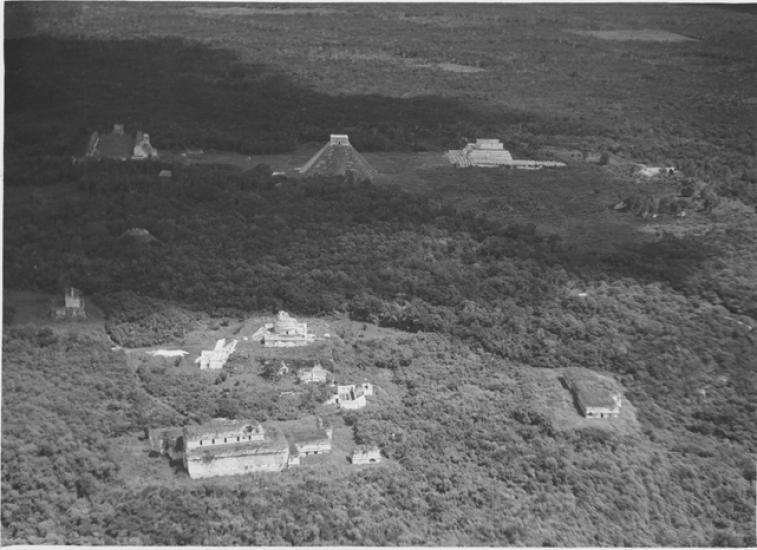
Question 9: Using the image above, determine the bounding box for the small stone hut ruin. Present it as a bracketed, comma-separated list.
[50, 287, 87, 320]
[325, 382, 373, 410]
[86, 124, 159, 161]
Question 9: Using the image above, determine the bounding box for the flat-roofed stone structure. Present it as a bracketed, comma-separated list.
[563, 367, 622, 419]
[182, 419, 288, 478]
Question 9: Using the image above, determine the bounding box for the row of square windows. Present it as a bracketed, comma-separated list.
[198, 435, 258, 446]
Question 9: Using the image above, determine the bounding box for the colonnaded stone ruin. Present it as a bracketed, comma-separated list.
[446, 139, 566, 169]
[298, 134, 378, 181]
[563, 367, 623, 419]
[85, 124, 159, 161]
[50, 287, 87, 320]
[260, 311, 315, 347]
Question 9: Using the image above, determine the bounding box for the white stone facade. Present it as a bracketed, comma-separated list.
[582, 394, 622, 418]
[330, 134, 350, 145]
[326, 383, 371, 410]
[298, 362, 331, 384]
[196, 338, 238, 369]
[263, 311, 315, 347]
[182, 420, 288, 479]
[184, 444, 289, 479]
[351, 446, 382, 464]
[132, 131, 159, 159]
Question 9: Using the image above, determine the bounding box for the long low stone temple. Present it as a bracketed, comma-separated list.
[182, 420, 288, 478]
[447, 139, 566, 169]
[176, 417, 335, 478]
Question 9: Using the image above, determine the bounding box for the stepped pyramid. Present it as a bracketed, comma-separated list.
[299, 134, 377, 181]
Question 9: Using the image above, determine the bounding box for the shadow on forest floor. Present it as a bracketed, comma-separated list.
[561, 233, 721, 294]
[4, 35, 535, 158]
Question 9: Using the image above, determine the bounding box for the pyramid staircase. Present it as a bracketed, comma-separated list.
[299, 135, 377, 181]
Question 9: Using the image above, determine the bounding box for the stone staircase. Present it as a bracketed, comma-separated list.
[445, 150, 470, 167]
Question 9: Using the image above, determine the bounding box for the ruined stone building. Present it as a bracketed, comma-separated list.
[285, 417, 333, 466]
[298, 134, 378, 182]
[262, 358, 333, 382]
[133, 131, 159, 159]
[297, 362, 331, 384]
[564, 367, 622, 419]
[148, 426, 185, 461]
[196, 338, 238, 369]
[50, 287, 87, 320]
[326, 382, 373, 410]
[446, 138, 566, 169]
[85, 124, 158, 161]
[182, 419, 289, 479]
[262, 311, 315, 347]
[351, 446, 382, 465]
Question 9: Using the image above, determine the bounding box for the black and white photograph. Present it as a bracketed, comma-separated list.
[2, 1, 756, 546]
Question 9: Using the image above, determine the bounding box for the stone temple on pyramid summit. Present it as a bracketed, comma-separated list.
[298, 134, 378, 182]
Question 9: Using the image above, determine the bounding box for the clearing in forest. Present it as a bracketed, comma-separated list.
[525, 367, 641, 435]
[570, 29, 697, 42]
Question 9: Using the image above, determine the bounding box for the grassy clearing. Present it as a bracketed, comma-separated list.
[571, 29, 698, 42]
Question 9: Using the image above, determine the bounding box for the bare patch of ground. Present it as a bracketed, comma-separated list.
[411, 62, 486, 73]
[570, 29, 697, 42]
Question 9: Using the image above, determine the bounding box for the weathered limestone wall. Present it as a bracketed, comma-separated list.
[185, 450, 288, 479]
[295, 440, 332, 455]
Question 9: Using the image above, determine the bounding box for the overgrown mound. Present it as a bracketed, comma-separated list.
[97, 291, 202, 347]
